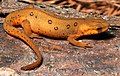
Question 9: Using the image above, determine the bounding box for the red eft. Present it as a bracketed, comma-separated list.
[3, 5, 109, 71]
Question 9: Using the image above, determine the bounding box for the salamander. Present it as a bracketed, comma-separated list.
[3, 5, 109, 71]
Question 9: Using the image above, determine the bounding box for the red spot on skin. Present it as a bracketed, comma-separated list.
[54, 27, 58, 30]
[30, 12, 34, 16]
[66, 24, 70, 29]
[74, 22, 78, 26]
[48, 20, 52, 24]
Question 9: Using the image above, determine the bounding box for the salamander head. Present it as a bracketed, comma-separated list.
[94, 19, 109, 34]
[79, 19, 109, 35]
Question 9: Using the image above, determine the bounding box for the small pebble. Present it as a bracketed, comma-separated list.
[0, 67, 20, 76]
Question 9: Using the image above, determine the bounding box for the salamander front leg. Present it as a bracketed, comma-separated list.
[67, 34, 92, 48]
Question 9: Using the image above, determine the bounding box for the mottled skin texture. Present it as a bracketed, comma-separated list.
[3, 5, 109, 71]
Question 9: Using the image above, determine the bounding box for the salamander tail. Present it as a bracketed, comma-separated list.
[3, 22, 42, 71]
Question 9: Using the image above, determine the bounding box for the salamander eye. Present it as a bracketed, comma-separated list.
[97, 26, 102, 33]
[97, 27, 102, 30]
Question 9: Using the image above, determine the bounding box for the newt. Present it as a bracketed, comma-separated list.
[3, 5, 109, 71]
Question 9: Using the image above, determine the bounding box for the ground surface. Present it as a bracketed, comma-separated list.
[0, 0, 120, 76]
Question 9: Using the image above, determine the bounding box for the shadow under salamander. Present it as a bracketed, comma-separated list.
[77, 31, 115, 40]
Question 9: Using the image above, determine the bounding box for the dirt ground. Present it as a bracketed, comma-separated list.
[0, 0, 120, 76]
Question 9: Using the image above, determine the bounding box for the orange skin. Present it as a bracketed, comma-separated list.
[3, 5, 109, 71]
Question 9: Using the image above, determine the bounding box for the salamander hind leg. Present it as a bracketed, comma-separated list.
[21, 20, 33, 36]
[21, 20, 41, 39]
[67, 34, 92, 48]
[21, 19, 42, 43]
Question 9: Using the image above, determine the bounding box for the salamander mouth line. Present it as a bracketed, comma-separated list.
[83, 26, 108, 35]
[95, 26, 108, 32]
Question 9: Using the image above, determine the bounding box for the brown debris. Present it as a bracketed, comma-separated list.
[21, 0, 120, 16]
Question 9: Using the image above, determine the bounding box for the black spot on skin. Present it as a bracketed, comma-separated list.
[38, 29, 40, 31]
[63, 33, 65, 35]
[54, 27, 58, 30]
[18, 15, 21, 17]
[66, 24, 70, 29]
[74, 22, 78, 27]
[30, 12, 34, 16]
[18, 19, 21, 21]
[7, 30, 10, 33]
[11, 17, 15, 19]
[48, 20, 52, 24]
[81, 31, 84, 34]
[11, 16, 17, 19]
[21, 36, 25, 38]
[10, 30, 13, 32]
[16, 30, 19, 33]
[9, 20, 12, 22]
[35, 16, 37, 18]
